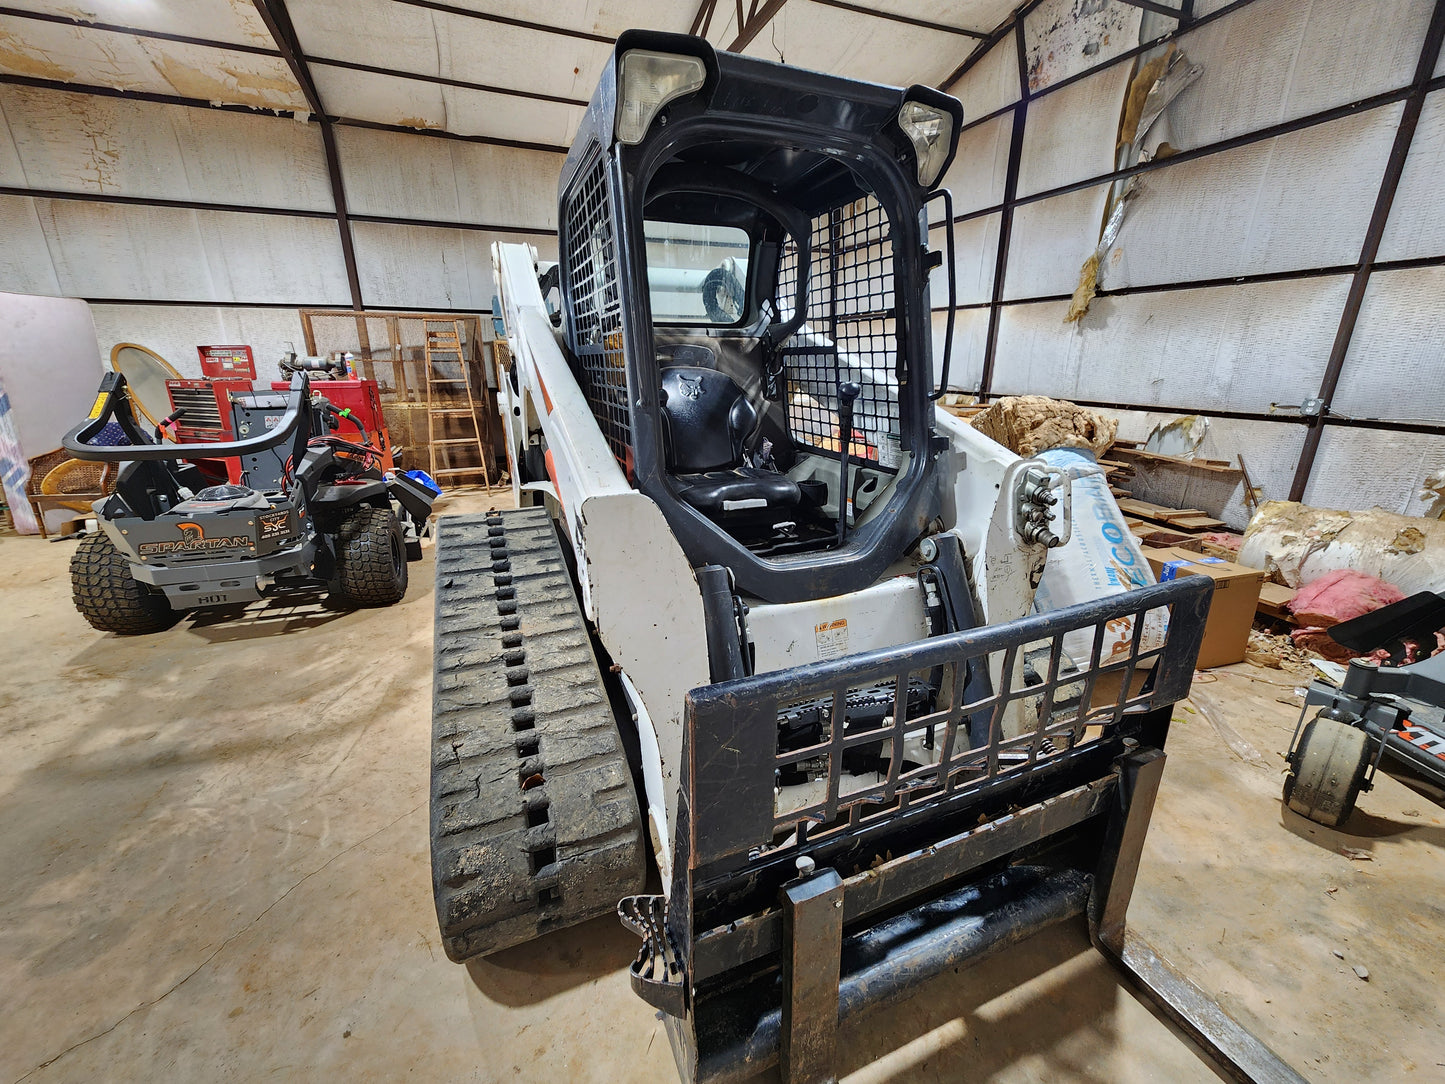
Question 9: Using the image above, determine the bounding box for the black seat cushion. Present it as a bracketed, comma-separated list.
[673, 467, 802, 516]
[660, 365, 757, 473]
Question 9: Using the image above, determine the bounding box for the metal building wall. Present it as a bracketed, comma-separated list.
[938, 0, 1445, 521]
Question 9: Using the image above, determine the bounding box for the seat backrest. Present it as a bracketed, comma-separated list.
[660, 365, 757, 473]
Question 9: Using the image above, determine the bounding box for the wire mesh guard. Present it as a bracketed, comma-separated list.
[563, 153, 631, 463]
[776, 195, 902, 469]
[686, 577, 1211, 866]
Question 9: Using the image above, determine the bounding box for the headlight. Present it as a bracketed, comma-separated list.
[615, 50, 707, 146]
[899, 100, 953, 186]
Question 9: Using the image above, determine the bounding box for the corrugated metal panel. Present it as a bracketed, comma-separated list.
[1003, 183, 1110, 301]
[930, 213, 998, 307]
[992, 276, 1351, 414]
[1378, 89, 1445, 262]
[0, 84, 332, 209]
[88, 304, 308, 381]
[735, 3, 969, 88]
[27, 200, 350, 304]
[1017, 60, 1133, 198]
[1167, 0, 1432, 149]
[1023, 0, 1141, 93]
[1331, 266, 1445, 425]
[312, 66, 581, 147]
[932, 306, 987, 393]
[333, 126, 562, 229]
[351, 221, 558, 310]
[1303, 426, 1445, 517]
[940, 111, 1011, 215]
[1109, 104, 1402, 288]
[289, 0, 610, 105]
[2, 0, 276, 50]
[0, 16, 306, 112]
[951, 34, 1020, 122]
[0, 194, 61, 294]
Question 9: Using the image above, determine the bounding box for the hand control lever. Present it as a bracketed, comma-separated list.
[835, 381, 862, 546]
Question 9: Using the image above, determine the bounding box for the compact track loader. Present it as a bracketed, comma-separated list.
[430, 32, 1302, 1083]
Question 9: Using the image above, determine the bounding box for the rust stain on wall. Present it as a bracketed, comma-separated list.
[152, 55, 303, 110]
[397, 115, 443, 130]
[0, 29, 77, 81]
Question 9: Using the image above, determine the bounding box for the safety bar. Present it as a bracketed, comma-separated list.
[63, 371, 308, 462]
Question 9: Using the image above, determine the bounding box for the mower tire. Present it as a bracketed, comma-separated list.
[332, 505, 408, 607]
[1284, 716, 1371, 827]
[70, 532, 180, 634]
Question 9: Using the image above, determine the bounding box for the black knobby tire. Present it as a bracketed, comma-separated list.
[430, 509, 646, 962]
[332, 505, 408, 607]
[1283, 716, 1371, 827]
[70, 532, 180, 634]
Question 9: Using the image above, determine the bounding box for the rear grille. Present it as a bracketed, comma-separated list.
[167, 387, 225, 431]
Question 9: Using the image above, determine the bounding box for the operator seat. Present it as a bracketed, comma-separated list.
[660, 365, 801, 516]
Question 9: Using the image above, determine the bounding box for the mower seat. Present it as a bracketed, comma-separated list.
[661, 365, 800, 516]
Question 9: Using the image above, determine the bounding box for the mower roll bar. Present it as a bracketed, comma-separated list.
[63, 371, 309, 462]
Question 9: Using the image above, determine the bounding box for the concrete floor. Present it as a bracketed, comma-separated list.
[2, 494, 1443, 1083]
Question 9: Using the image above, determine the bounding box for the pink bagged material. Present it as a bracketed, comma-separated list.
[1288, 569, 1406, 628]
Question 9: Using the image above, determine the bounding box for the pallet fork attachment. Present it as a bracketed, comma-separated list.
[621, 576, 1306, 1084]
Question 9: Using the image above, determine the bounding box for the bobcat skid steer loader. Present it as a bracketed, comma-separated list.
[431, 31, 1301, 1084]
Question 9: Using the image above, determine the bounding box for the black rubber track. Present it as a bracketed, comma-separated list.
[430, 508, 646, 961]
[70, 531, 181, 634]
[333, 505, 408, 606]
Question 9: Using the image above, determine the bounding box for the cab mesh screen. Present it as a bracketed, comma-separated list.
[563, 152, 631, 462]
[776, 195, 901, 470]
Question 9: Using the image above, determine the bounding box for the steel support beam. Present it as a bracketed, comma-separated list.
[978, 17, 1030, 397]
[1288, 0, 1445, 500]
[252, 0, 364, 311]
[730, 0, 790, 53]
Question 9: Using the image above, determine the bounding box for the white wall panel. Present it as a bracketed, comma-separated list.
[314, 67, 580, 148]
[1023, 0, 1141, 93]
[930, 213, 998, 308]
[28, 200, 349, 304]
[932, 306, 987, 394]
[1109, 104, 1400, 288]
[2, 1, 275, 49]
[868, 0, 1016, 34]
[941, 112, 1011, 215]
[950, 35, 1020, 123]
[0, 195, 61, 295]
[1002, 183, 1109, 301]
[0, 85, 331, 209]
[992, 276, 1349, 413]
[1169, 0, 1432, 149]
[1378, 90, 1445, 262]
[0, 17, 306, 112]
[1303, 426, 1445, 517]
[351, 221, 557, 311]
[1331, 266, 1445, 426]
[334, 126, 562, 230]
[88, 305, 308, 381]
[737, 3, 965, 88]
[290, 0, 609, 105]
[431, 0, 692, 39]
[1017, 61, 1132, 197]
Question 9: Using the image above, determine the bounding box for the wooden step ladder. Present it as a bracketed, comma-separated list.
[425, 319, 491, 488]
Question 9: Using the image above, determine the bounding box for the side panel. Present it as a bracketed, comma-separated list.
[581, 491, 711, 851]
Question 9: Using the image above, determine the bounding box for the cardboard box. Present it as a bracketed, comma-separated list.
[1144, 547, 1266, 669]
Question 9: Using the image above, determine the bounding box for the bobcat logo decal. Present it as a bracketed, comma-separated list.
[137, 521, 251, 556]
[677, 373, 704, 401]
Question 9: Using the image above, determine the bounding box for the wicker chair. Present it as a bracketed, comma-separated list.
[27, 451, 114, 538]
